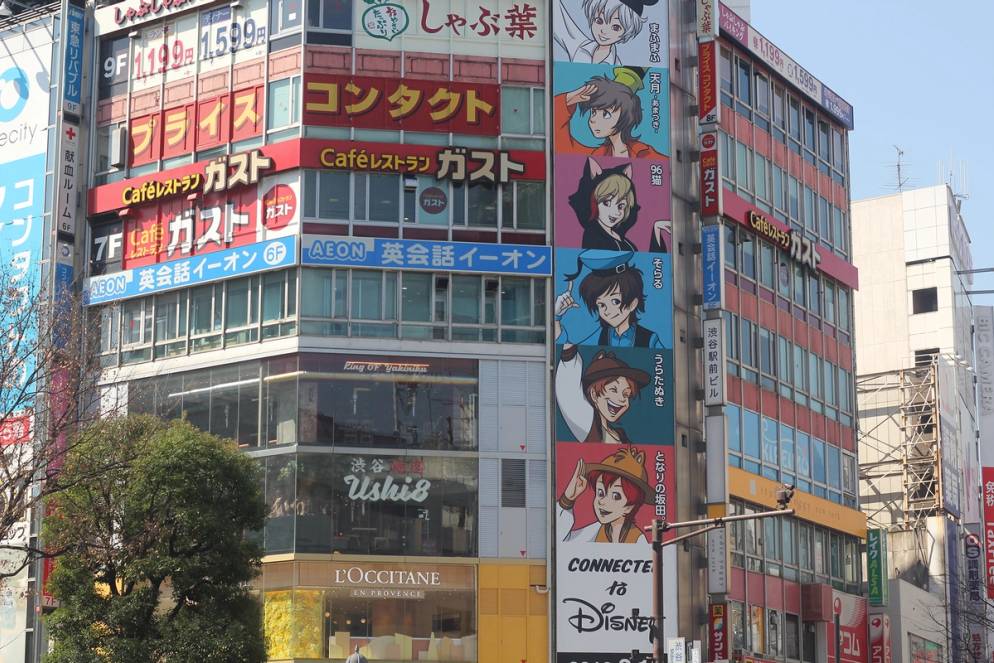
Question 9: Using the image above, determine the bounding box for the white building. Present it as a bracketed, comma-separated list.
[852, 185, 984, 663]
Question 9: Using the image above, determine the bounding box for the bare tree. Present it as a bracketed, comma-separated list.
[917, 565, 992, 663]
[0, 262, 119, 579]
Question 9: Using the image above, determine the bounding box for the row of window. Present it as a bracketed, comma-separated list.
[726, 501, 862, 658]
[128, 354, 480, 452]
[95, 268, 547, 367]
[725, 601, 810, 662]
[724, 225, 852, 339]
[726, 404, 857, 506]
[302, 169, 545, 231]
[720, 133, 848, 260]
[719, 46, 847, 184]
[724, 311, 854, 428]
[94, 80, 545, 185]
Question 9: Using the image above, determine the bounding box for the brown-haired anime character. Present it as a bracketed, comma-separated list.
[557, 447, 651, 544]
[555, 67, 664, 160]
[555, 347, 650, 444]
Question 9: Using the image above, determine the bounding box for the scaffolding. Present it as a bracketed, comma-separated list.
[857, 359, 942, 534]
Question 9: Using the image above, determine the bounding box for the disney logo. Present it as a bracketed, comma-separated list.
[563, 598, 656, 641]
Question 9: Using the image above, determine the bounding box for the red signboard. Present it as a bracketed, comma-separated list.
[699, 40, 719, 124]
[709, 602, 728, 661]
[984, 466, 994, 599]
[870, 614, 892, 663]
[0, 412, 31, 446]
[126, 85, 263, 167]
[300, 140, 544, 182]
[700, 130, 720, 217]
[302, 74, 500, 135]
[90, 139, 301, 214]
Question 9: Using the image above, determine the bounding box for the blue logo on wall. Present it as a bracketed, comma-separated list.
[0, 67, 30, 122]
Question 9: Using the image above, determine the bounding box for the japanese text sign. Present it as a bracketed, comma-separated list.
[709, 603, 728, 661]
[355, 0, 544, 60]
[867, 529, 888, 607]
[700, 130, 721, 217]
[85, 236, 296, 304]
[702, 224, 723, 310]
[307, 141, 543, 183]
[62, 5, 85, 115]
[698, 40, 719, 125]
[703, 318, 725, 405]
[56, 122, 81, 237]
[303, 74, 500, 135]
[301, 236, 551, 277]
[127, 85, 263, 167]
[718, 2, 853, 129]
[983, 466, 994, 599]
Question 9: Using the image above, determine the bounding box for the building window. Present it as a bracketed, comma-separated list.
[719, 48, 733, 107]
[299, 268, 544, 344]
[501, 459, 526, 508]
[501, 86, 545, 136]
[307, 0, 350, 31]
[271, 0, 302, 34]
[915, 348, 939, 366]
[267, 76, 301, 132]
[912, 287, 938, 313]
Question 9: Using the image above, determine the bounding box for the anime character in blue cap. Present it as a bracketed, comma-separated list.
[555, 249, 663, 348]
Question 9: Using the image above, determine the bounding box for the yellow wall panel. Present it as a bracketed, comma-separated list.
[479, 563, 501, 588]
[499, 615, 527, 663]
[499, 564, 529, 588]
[479, 615, 501, 663]
[526, 615, 548, 663]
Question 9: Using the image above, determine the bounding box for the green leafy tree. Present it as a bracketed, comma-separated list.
[43, 415, 267, 663]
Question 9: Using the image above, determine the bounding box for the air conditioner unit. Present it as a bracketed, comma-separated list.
[109, 125, 127, 168]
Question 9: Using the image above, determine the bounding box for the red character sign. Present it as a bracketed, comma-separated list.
[709, 603, 728, 661]
[419, 0, 538, 40]
[983, 466, 994, 599]
[302, 74, 500, 135]
[127, 85, 263, 167]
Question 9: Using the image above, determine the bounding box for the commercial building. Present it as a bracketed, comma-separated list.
[852, 185, 987, 663]
[0, 0, 863, 661]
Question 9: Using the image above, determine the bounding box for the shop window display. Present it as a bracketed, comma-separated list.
[261, 561, 476, 661]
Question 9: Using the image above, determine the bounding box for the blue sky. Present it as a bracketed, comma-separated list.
[750, 1, 994, 305]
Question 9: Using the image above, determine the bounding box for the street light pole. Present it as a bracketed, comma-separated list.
[644, 486, 795, 663]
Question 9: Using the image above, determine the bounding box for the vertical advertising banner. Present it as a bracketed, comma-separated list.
[866, 529, 888, 607]
[701, 224, 723, 310]
[0, 23, 52, 415]
[552, 1, 674, 661]
[868, 615, 892, 663]
[984, 466, 994, 599]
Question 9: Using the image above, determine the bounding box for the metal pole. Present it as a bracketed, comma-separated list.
[653, 518, 665, 663]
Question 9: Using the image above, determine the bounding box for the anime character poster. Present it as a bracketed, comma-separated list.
[553, 62, 671, 160]
[552, 0, 668, 68]
[554, 248, 673, 350]
[553, 344, 673, 446]
[554, 441, 677, 659]
[555, 153, 672, 253]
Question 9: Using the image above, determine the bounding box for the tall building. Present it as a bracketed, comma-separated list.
[0, 0, 861, 661]
[852, 186, 986, 663]
[697, 4, 864, 663]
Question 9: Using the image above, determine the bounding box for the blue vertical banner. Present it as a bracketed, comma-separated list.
[702, 224, 723, 310]
[62, 4, 84, 115]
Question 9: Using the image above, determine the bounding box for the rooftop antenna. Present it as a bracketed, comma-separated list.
[893, 145, 909, 192]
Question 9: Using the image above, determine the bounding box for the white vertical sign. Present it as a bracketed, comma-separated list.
[707, 527, 728, 594]
[703, 318, 726, 406]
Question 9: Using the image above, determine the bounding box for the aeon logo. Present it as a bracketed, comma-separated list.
[0, 67, 30, 122]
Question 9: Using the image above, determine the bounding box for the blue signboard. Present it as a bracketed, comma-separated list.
[702, 224, 723, 310]
[62, 5, 84, 115]
[85, 236, 297, 305]
[301, 235, 552, 276]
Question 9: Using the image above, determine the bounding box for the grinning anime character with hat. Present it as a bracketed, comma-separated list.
[554, 0, 660, 66]
[555, 249, 663, 349]
[554, 66, 664, 160]
[556, 345, 650, 444]
[557, 446, 651, 544]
